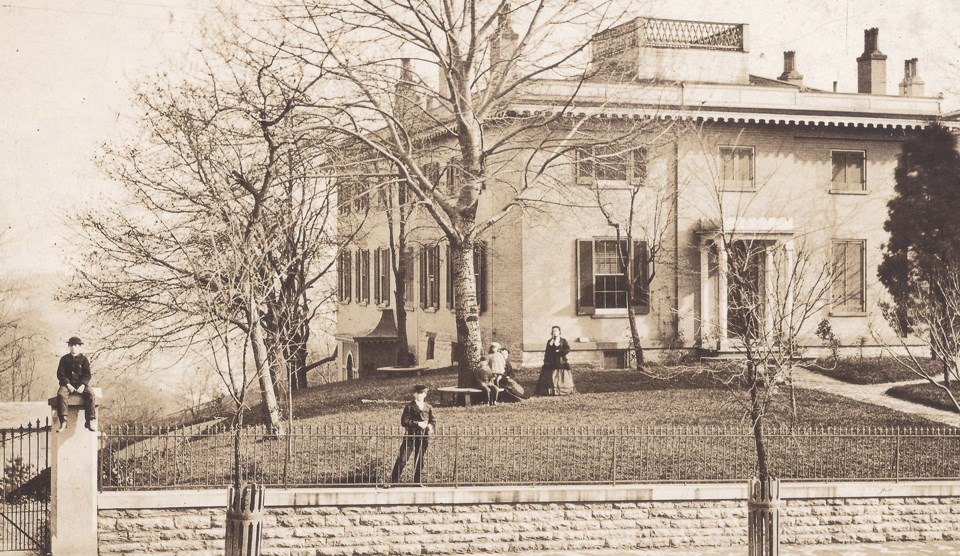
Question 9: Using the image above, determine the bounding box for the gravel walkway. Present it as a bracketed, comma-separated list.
[790, 367, 960, 427]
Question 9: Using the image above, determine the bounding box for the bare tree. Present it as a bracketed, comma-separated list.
[271, 0, 630, 382]
[679, 121, 833, 481]
[581, 123, 679, 370]
[876, 266, 960, 415]
[66, 35, 345, 431]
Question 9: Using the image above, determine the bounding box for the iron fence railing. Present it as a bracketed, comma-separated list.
[1, 419, 50, 552]
[98, 424, 960, 490]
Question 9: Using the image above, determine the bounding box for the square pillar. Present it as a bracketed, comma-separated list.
[717, 241, 729, 351]
[47, 389, 101, 556]
[699, 243, 711, 346]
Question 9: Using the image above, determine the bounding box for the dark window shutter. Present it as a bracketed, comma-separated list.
[577, 240, 595, 315]
[446, 244, 454, 309]
[632, 240, 649, 313]
[345, 251, 352, 303]
[363, 250, 370, 303]
[476, 242, 488, 314]
[432, 245, 441, 309]
[377, 249, 393, 306]
[419, 248, 427, 309]
[373, 249, 380, 304]
[355, 251, 361, 302]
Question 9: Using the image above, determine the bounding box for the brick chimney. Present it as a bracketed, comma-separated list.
[856, 28, 887, 94]
[777, 51, 804, 87]
[899, 58, 925, 97]
[395, 58, 421, 123]
[490, 3, 519, 80]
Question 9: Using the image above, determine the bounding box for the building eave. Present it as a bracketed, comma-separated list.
[506, 79, 943, 130]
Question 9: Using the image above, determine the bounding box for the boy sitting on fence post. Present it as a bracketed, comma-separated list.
[55, 336, 97, 432]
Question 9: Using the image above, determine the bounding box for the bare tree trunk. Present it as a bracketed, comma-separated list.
[387, 198, 412, 366]
[626, 304, 645, 371]
[748, 361, 769, 482]
[249, 298, 284, 436]
[452, 243, 483, 387]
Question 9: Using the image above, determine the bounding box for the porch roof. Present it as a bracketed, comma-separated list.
[696, 217, 795, 236]
[353, 309, 399, 342]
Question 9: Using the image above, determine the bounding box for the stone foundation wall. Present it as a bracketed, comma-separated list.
[97, 483, 960, 556]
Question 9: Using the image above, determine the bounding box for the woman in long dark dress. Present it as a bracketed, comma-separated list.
[535, 325, 575, 396]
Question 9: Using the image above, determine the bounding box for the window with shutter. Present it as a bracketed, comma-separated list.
[338, 251, 352, 303]
[720, 146, 755, 191]
[379, 248, 391, 306]
[419, 247, 427, 309]
[576, 145, 644, 185]
[475, 242, 487, 314]
[831, 150, 866, 193]
[403, 248, 415, 308]
[831, 240, 866, 313]
[576, 239, 649, 315]
[446, 243, 454, 309]
[373, 248, 381, 305]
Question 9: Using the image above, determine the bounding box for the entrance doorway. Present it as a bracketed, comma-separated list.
[727, 240, 768, 340]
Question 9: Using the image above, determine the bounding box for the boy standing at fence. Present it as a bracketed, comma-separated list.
[390, 385, 435, 485]
[55, 336, 97, 432]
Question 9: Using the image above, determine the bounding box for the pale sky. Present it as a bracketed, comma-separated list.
[0, 0, 957, 276]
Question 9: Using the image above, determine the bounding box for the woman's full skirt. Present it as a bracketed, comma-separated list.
[535, 367, 575, 396]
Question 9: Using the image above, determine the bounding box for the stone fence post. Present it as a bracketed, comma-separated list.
[47, 389, 102, 556]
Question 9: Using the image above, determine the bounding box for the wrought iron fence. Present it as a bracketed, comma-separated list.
[98, 424, 960, 490]
[1, 419, 50, 552]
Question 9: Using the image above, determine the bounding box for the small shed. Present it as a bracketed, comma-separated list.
[341, 310, 400, 380]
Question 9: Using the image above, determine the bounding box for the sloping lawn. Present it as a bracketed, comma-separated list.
[803, 357, 936, 384]
[104, 366, 955, 489]
[277, 365, 940, 428]
[887, 380, 960, 414]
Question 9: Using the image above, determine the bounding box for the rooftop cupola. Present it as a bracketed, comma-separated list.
[591, 17, 750, 84]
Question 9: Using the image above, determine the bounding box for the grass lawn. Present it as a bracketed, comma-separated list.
[802, 357, 937, 385]
[105, 366, 958, 489]
[269, 364, 940, 429]
[887, 380, 960, 414]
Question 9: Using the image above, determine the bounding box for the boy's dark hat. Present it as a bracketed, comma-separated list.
[67, 336, 83, 346]
[413, 384, 429, 393]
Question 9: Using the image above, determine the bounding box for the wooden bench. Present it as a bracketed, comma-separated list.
[436, 386, 484, 407]
[378, 366, 427, 377]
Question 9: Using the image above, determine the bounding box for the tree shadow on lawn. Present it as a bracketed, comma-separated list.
[887, 380, 960, 414]
[803, 357, 938, 385]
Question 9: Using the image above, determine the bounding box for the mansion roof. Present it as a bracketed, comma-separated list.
[507, 79, 943, 131]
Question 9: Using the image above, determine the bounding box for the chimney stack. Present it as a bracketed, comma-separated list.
[490, 3, 519, 80]
[777, 51, 804, 87]
[856, 28, 887, 94]
[899, 58, 925, 97]
[395, 58, 421, 123]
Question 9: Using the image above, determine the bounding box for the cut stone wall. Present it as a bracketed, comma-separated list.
[97, 483, 960, 556]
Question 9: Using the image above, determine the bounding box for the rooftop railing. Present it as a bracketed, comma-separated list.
[593, 17, 745, 59]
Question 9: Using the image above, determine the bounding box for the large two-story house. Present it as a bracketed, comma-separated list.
[335, 16, 946, 379]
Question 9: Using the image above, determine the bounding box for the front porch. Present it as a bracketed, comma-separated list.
[696, 217, 796, 355]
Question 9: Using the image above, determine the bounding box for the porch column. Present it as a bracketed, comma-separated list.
[717, 241, 729, 351]
[765, 245, 775, 335]
[699, 242, 711, 346]
[784, 240, 796, 333]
